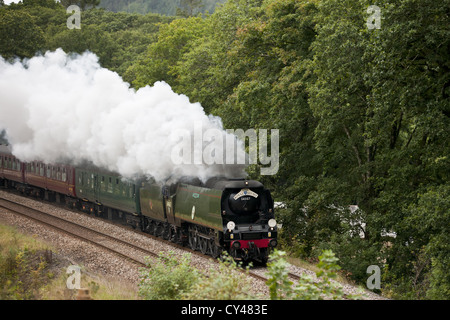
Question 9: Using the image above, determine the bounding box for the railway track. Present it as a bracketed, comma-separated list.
[0, 192, 272, 284]
[0, 197, 155, 267]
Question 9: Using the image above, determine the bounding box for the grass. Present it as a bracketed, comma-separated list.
[0, 223, 139, 300]
[0, 224, 49, 255]
[40, 268, 139, 300]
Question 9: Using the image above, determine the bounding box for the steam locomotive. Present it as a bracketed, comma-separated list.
[0, 144, 277, 263]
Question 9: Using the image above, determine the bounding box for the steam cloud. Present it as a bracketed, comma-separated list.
[0, 49, 247, 182]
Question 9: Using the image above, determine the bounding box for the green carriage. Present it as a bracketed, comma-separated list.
[75, 166, 141, 226]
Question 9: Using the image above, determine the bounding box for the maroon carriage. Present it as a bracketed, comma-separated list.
[24, 161, 77, 201]
[0, 145, 25, 190]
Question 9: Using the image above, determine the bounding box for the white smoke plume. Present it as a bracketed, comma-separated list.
[0, 49, 247, 183]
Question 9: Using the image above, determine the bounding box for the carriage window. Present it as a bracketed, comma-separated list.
[114, 178, 120, 195]
[108, 177, 113, 193]
[47, 165, 52, 178]
[122, 182, 128, 196]
[40, 164, 44, 176]
[62, 168, 67, 182]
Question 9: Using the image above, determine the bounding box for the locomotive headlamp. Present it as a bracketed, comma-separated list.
[268, 219, 277, 228]
[227, 221, 236, 231]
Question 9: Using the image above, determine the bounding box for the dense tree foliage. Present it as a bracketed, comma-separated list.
[0, 0, 174, 79]
[99, 0, 225, 16]
[0, 0, 448, 299]
[0, 8, 46, 59]
[60, 0, 100, 10]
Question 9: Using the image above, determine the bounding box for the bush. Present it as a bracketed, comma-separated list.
[138, 251, 256, 300]
[182, 253, 255, 300]
[0, 247, 50, 300]
[138, 251, 199, 300]
[138, 248, 360, 300]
